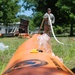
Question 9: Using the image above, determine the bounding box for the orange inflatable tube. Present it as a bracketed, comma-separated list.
[2, 34, 74, 75]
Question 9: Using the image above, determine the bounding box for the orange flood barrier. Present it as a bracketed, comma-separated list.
[2, 34, 74, 75]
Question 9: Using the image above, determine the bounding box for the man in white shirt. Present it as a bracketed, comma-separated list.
[40, 8, 55, 36]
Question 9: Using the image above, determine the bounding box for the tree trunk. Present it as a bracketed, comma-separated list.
[5, 26, 7, 34]
[5, 26, 8, 34]
[70, 23, 73, 36]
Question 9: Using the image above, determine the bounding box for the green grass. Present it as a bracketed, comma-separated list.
[0, 37, 27, 74]
[51, 37, 75, 69]
[0, 36, 75, 74]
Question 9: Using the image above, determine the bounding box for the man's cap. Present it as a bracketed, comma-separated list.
[47, 8, 51, 11]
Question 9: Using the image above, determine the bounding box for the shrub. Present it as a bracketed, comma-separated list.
[54, 26, 63, 34]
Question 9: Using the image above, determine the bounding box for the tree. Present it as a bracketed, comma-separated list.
[56, 0, 75, 36]
[18, 15, 30, 20]
[22, 0, 75, 36]
[22, 0, 58, 27]
[0, 0, 21, 26]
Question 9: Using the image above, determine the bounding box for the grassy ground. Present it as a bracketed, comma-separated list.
[0, 37, 27, 74]
[0, 36, 75, 74]
[51, 37, 75, 69]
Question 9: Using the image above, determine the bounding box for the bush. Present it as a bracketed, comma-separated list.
[54, 26, 63, 34]
[63, 27, 70, 33]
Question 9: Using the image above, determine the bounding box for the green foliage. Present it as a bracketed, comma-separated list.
[73, 26, 75, 33]
[27, 12, 43, 30]
[22, 0, 38, 11]
[32, 12, 43, 27]
[56, 0, 75, 21]
[23, 0, 58, 13]
[54, 26, 63, 34]
[22, 0, 58, 27]
[70, 13, 75, 20]
[63, 26, 70, 33]
[0, 0, 21, 26]
[22, 0, 75, 36]
[29, 19, 35, 30]
[56, 0, 75, 36]
[18, 15, 30, 20]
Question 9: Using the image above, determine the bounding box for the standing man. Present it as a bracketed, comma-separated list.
[40, 8, 55, 37]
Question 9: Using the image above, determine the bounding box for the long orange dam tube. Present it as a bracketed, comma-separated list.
[2, 34, 74, 75]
